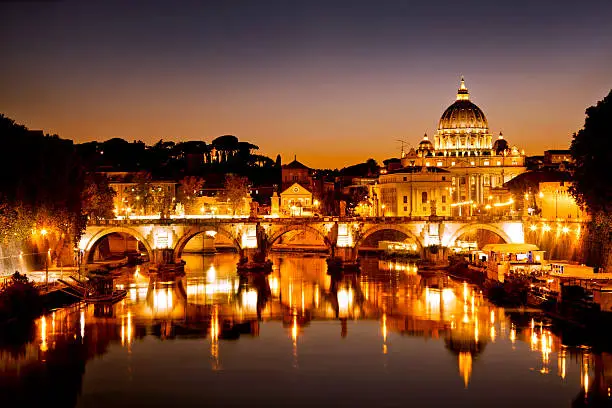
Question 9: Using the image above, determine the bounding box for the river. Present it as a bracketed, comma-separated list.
[1, 253, 610, 407]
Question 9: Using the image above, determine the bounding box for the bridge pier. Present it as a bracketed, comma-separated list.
[153, 248, 175, 265]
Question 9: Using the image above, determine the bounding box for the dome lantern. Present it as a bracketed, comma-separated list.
[457, 76, 469, 101]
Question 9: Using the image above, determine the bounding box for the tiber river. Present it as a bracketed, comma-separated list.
[1, 253, 611, 408]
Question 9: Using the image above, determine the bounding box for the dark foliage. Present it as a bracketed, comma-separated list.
[569, 89, 612, 213]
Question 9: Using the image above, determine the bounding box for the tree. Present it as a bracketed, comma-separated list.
[569, 89, 612, 213]
[178, 176, 204, 211]
[81, 173, 116, 220]
[220, 175, 250, 215]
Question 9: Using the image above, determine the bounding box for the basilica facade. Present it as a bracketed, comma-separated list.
[374, 78, 526, 217]
[400, 78, 526, 213]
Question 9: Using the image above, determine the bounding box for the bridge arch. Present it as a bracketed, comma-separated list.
[83, 226, 153, 264]
[354, 224, 425, 253]
[173, 225, 241, 261]
[266, 224, 332, 251]
[446, 223, 512, 248]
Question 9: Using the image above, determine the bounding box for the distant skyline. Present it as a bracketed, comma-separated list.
[2, 0, 612, 167]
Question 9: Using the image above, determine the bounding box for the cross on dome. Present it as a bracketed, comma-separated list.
[457, 76, 470, 101]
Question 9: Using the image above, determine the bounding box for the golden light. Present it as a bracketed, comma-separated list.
[40, 228, 48, 236]
[40, 315, 48, 352]
[562, 226, 570, 234]
[539, 192, 544, 198]
[80, 309, 85, 339]
[530, 224, 537, 231]
[543, 224, 551, 232]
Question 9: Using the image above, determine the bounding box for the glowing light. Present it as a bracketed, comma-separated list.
[241, 289, 258, 314]
[562, 226, 570, 234]
[337, 287, 354, 318]
[80, 310, 85, 339]
[40, 315, 48, 352]
[530, 224, 537, 231]
[490, 326, 496, 342]
[206, 265, 216, 282]
[543, 224, 551, 232]
[493, 199, 514, 207]
[458, 352, 472, 389]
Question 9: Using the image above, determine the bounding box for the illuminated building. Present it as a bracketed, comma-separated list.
[400, 78, 527, 212]
[370, 166, 452, 217]
[277, 183, 315, 217]
[282, 157, 312, 191]
[536, 181, 586, 221]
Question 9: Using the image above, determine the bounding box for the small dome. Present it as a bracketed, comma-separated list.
[417, 133, 434, 155]
[438, 78, 488, 133]
[492, 132, 509, 154]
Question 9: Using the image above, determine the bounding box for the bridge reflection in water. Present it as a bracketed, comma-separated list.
[1, 253, 611, 407]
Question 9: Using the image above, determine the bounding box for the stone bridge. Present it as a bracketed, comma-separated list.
[79, 216, 527, 265]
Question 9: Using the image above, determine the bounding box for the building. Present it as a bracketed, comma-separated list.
[275, 183, 315, 217]
[282, 158, 312, 191]
[370, 166, 452, 217]
[537, 181, 586, 221]
[400, 78, 527, 213]
[544, 150, 572, 165]
[104, 172, 177, 217]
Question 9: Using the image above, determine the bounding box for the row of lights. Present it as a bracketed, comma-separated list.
[529, 223, 581, 235]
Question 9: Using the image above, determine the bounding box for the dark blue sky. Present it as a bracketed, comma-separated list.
[2, 0, 611, 166]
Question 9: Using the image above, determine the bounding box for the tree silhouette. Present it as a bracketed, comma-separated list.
[569, 89, 612, 212]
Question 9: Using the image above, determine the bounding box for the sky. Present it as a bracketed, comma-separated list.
[1, 0, 612, 168]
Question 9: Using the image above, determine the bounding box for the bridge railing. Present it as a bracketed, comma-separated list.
[87, 213, 528, 227]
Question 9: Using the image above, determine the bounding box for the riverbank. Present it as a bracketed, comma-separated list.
[446, 258, 612, 336]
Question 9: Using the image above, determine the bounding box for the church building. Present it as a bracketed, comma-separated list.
[399, 78, 527, 215]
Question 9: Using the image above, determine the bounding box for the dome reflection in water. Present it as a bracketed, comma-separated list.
[1, 253, 610, 408]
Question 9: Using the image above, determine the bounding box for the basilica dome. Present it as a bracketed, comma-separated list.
[437, 78, 488, 133]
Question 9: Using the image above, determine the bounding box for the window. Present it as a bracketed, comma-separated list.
[451, 161, 456, 166]
[442, 176, 446, 181]
[442, 196, 447, 203]
[437, 161, 443, 167]
[442, 206, 446, 211]
[403, 206, 407, 211]
[425, 162, 430, 167]
[293, 175, 298, 181]
[403, 196, 408, 203]
[496, 161, 501, 166]
[403, 176, 407, 181]
[421, 192, 428, 203]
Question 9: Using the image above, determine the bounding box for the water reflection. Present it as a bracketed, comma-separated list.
[2, 253, 612, 407]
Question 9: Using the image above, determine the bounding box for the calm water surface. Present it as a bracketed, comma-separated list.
[2, 253, 611, 407]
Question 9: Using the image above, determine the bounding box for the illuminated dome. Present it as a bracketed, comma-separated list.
[417, 133, 434, 156]
[434, 78, 492, 152]
[492, 132, 509, 154]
